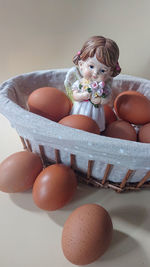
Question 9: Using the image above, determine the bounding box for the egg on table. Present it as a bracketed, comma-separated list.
[0, 151, 43, 193]
[32, 164, 77, 211]
[62, 203, 113, 265]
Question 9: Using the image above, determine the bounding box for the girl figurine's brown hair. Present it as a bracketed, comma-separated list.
[64, 35, 121, 132]
[73, 36, 121, 77]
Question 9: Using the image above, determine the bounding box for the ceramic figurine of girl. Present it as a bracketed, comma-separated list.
[64, 36, 121, 132]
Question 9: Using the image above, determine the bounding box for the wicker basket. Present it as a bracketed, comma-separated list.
[0, 69, 150, 192]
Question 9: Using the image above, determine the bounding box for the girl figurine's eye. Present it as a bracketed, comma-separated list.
[100, 69, 105, 73]
[89, 65, 94, 69]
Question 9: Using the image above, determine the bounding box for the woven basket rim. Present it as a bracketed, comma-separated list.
[0, 69, 150, 170]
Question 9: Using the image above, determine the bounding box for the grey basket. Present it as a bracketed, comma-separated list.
[0, 69, 150, 192]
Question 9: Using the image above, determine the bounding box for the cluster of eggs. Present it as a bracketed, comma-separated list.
[27, 86, 150, 142]
[0, 151, 77, 207]
[27, 87, 100, 134]
[104, 90, 150, 142]
[0, 150, 113, 265]
[1, 87, 149, 265]
[0, 86, 116, 265]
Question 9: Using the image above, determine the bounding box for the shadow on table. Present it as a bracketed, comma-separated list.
[8, 183, 100, 215]
[101, 230, 136, 260]
[110, 204, 150, 230]
[99, 229, 148, 265]
[9, 189, 42, 213]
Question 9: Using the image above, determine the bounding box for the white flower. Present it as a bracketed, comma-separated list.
[97, 88, 103, 96]
[99, 81, 105, 88]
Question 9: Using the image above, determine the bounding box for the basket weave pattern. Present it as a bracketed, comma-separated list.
[0, 69, 150, 192]
[20, 137, 150, 192]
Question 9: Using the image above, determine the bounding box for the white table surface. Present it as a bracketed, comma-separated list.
[0, 113, 150, 267]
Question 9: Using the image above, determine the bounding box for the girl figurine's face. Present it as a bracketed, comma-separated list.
[78, 55, 113, 82]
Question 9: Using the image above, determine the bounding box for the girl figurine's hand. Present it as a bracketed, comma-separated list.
[81, 91, 91, 101]
[72, 90, 91, 102]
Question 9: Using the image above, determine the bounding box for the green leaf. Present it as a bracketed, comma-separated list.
[87, 87, 92, 93]
[102, 94, 106, 98]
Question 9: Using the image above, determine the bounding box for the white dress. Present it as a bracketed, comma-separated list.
[64, 67, 112, 132]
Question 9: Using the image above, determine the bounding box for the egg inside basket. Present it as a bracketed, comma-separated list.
[0, 69, 150, 192]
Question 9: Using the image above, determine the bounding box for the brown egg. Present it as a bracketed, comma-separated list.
[28, 87, 72, 122]
[138, 123, 150, 143]
[59, 114, 100, 134]
[114, 90, 150, 125]
[62, 204, 113, 265]
[0, 151, 43, 193]
[104, 104, 117, 126]
[32, 164, 77, 211]
[104, 120, 137, 141]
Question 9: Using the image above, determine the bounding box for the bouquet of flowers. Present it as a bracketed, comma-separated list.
[78, 79, 110, 107]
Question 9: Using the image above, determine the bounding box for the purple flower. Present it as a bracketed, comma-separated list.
[97, 88, 103, 96]
[103, 88, 110, 96]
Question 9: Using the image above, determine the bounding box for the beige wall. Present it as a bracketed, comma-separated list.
[0, 0, 150, 83]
